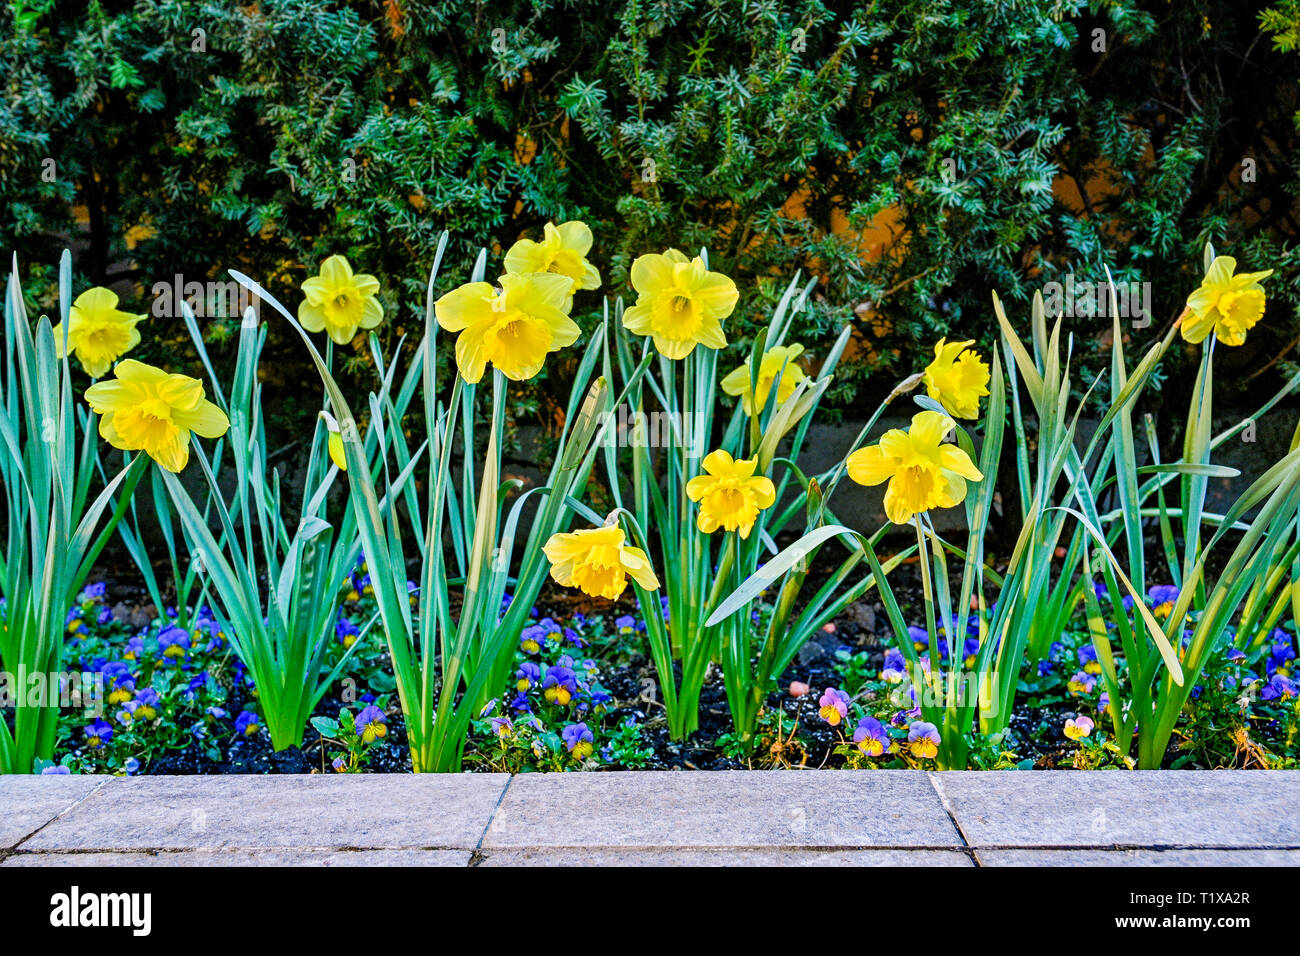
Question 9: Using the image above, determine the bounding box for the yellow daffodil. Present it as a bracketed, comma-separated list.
[845, 410, 982, 525]
[622, 249, 737, 359]
[52, 287, 145, 378]
[320, 410, 346, 471]
[503, 221, 601, 303]
[720, 344, 807, 415]
[685, 450, 776, 538]
[923, 338, 990, 419]
[435, 272, 579, 383]
[543, 525, 660, 600]
[1181, 256, 1272, 346]
[84, 359, 229, 473]
[299, 255, 384, 345]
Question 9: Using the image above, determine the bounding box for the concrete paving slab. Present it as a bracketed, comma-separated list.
[930, 771, 1300, 848]
[0, 776, 108, 849]
[2, 848, 470, 866]
[980, 848, 1300, 866]
[477, 847, 972, 866]
[483, 770, 961, 848]
[19, 774, 508, 851]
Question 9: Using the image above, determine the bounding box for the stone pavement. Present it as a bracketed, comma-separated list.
[2, 771, 1296, 866]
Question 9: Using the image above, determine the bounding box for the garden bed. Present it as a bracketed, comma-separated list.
[43, 562, 1299, 777]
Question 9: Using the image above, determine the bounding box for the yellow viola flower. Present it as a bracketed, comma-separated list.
[923, 338, 990, 419]
[1063, 715, 1094, 740]
[720, 343, 808, 415]
[1181, 256, 1272, 346]
[434, 272, 579, 383]
[845, 410, 982, 526]
[622, 249, 737, 360]
[543, 525, 660, 600]
[52, 287, 145, 378]
[84, 359, 230, 473]
[299, 255, 384, 345]
[319, 410, 346, 471]
[685, 450, 776, 539]
[503, 221, 601, 303]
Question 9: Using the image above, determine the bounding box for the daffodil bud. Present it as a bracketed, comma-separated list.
[319, 409, 347, 471]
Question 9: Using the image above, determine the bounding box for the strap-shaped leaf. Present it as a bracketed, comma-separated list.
[1053, 506, 1184, 685]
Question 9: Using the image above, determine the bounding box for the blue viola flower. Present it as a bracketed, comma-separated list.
[336, 616, 360, 649]
[234, 710, 261, 738]
[1267, 640, 1296, 677]
[134, 688, 161, 720]
[907, 624, 929, 652]
[520, 624, 547, 655]
[1147, 584, 1180, 617]
[562, 722, 594, 760]
[1260, 674, 1298, 701]
[542, 665, 579, 706]
[907, 721, 940, 759]
[157, 624, 191, 660]
[356, 705, 388, 743]
[853, 716, 890, 757]
[1067, 671, 1097, 695]
[84, 719, 113, 749]
[101, 661, 136, 704]
[881, 647, 907, 683]
[515, 661, 541, 692]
